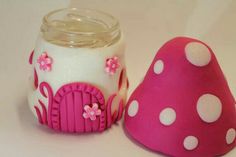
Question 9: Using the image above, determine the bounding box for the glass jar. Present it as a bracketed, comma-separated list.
[27, 8, 128, 133]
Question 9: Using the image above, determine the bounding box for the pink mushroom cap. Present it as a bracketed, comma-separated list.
[124, 37, 236, 157]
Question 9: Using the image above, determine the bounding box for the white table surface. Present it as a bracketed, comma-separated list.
[0, 0, 235, 156]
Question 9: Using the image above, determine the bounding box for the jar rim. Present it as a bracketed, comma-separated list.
[42, 7, 120, 36]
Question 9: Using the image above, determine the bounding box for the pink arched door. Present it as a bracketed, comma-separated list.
[49, 83, 106, 133]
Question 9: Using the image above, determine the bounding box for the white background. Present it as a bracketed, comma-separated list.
[0, 0, 235, 156]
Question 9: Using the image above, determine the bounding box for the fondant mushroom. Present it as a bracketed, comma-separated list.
[124, 37, 236, 157]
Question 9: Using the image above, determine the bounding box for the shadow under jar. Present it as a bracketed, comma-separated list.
[28, 8, 128, 133]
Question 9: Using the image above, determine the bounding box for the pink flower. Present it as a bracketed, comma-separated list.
[105, 56, 120, 75]
[37, 52, 53, 71]
[83, 103, 101, 121]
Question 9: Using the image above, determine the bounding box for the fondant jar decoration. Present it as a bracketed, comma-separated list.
[28, 8, 128, 133]
[124, 37, 236, 157]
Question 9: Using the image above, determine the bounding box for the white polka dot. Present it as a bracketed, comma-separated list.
[226, 128, 236, 144]
[183, 136, 199, 150]
[154, 60, 164, 74]
[185, 42, 211, 67]
[197, 94, 222, 123]
[128, 100, 139, 117]
[159, 108, 176, 126]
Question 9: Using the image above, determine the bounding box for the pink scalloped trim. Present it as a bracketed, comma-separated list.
[38, 99, 48, 124]
[34, 68, 38, 89]
[39, 82, 54, 128]
[34, 106, 43, 124]
[127, 78, 129, 89]
[29, 50, 34, 65]
[106, 94, 116, 128]
[118, 69, 124, 90]
[106, 94, 124, 128]
[118, 68, 129, 90]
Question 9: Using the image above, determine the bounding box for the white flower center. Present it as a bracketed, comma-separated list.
[90, 111, 95, 116]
